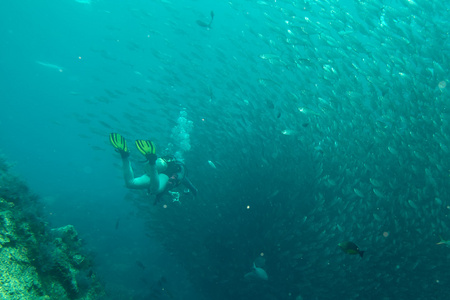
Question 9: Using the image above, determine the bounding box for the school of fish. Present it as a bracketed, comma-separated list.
[69, 0, 449, 299]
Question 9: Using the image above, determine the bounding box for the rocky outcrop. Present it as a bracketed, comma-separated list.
[0, 156, 103, 299]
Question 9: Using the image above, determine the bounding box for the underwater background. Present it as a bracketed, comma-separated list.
[0, 0, 449, 299]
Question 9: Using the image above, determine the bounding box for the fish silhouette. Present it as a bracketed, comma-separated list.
[196, 11, 214, 29]
[244, 262, 268, 281]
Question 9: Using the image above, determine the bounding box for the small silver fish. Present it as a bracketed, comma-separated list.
[208, 160, 217, 169]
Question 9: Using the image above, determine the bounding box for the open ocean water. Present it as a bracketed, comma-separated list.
[0, 0, 449, 299]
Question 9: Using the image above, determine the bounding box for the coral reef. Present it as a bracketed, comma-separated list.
[0, 154, 103, 299]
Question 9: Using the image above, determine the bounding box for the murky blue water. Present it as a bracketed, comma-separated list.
[1, 0, 449, 299]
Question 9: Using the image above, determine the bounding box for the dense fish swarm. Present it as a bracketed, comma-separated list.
[129, 0, 450, 299]
[62, 0, 448, 298]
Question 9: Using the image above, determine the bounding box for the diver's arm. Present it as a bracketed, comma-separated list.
[182, 177, 198, 196]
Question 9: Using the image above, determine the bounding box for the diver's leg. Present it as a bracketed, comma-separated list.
[144, 163, 158, 194]
[111, 133, 150, 189]
[122, 156, 150, 188]
[143, 162, 170, 194]
[134, 140, 168, 194]
[122, 156, 135, 184]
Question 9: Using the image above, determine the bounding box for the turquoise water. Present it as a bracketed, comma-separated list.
[1, 0, 449, 299]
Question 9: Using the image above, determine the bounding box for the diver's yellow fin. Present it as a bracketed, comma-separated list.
[109, 133, 128, 153]
[135, 140, 156, 156]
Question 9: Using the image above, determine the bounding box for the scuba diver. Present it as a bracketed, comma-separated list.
[109, 133, 198, 204]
